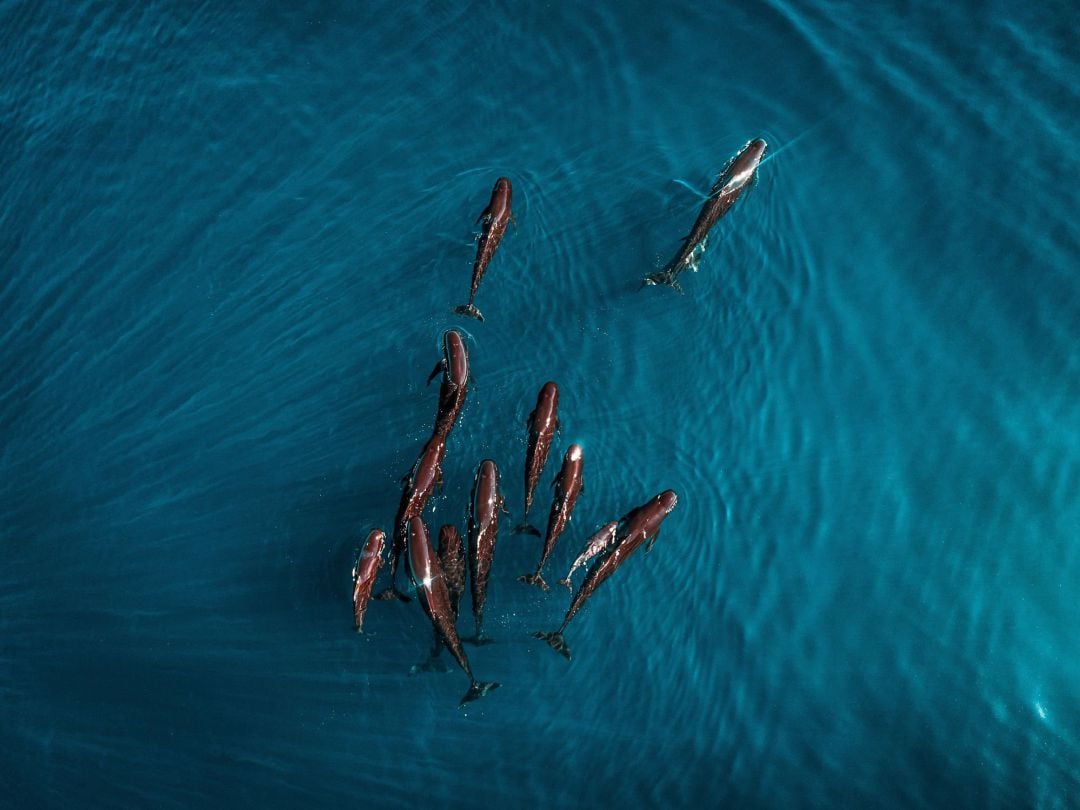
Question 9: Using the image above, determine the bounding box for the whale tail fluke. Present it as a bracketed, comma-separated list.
[517, 572, 550, 591]
[641, 270, 684, 294]
[532, 630, 571, 661]
[374, 586, 411, 603]
[462, 634, 496, 647]
[460, 680, 501, 708]
[453, 304, 485, 322]
[513, 523, 542, 537]
[557, 576, 573, 593]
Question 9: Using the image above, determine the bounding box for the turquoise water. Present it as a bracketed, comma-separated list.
[2, 1, 1077, 806]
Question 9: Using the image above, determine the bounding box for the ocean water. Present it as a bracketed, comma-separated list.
[1, 0, 1077, 806]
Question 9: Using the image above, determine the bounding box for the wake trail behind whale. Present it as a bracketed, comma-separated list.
[757, 107, 845, 168]
[671, 178, 712, 201]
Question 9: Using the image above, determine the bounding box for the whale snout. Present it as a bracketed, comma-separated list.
[659, 490, 678, 512]
[445, 329, 465, 353]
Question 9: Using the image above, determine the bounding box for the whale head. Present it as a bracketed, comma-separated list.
[657, 490, 678, 514]
[443, 329, 468, 385]
[744, 138, 767, 163]
[722, 139, 767, 191]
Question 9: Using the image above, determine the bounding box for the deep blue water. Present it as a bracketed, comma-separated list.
[2, 1, 1078, 806]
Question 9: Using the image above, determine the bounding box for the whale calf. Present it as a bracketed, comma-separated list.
[352, 529, 385, 632]
[557, 521, 618, 593]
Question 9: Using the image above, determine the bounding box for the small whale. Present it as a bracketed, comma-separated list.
[376, 433, 447, 602]
[557, 521, 618, 593]
[534, 490, 678, 660]
[351, 529, 386, 632]
[427, 330, 470, 439]
[513, 382, 559, 537]
[437, 524, 467, 621]
[519, 444, 584, 591]
[465, 459, 507, 644]
[405, 517, 500, 707]
[453, 177, 513, 322]
[644, 138, 767, 290]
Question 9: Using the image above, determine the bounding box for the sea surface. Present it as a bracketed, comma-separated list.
[1, 1, 1077, 807]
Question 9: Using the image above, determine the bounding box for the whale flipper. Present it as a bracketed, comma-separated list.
[646, 529, 660, 553]
[426, 360, 445, 385]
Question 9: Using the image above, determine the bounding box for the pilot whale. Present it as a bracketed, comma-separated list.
[454, 177, 513, 322]
[406, 517, 500, 707]
[534, 490, 678, 660]
[644, 138, 767, 291]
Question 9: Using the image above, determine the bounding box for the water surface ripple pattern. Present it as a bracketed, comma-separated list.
[1, 1, 1077, 807]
